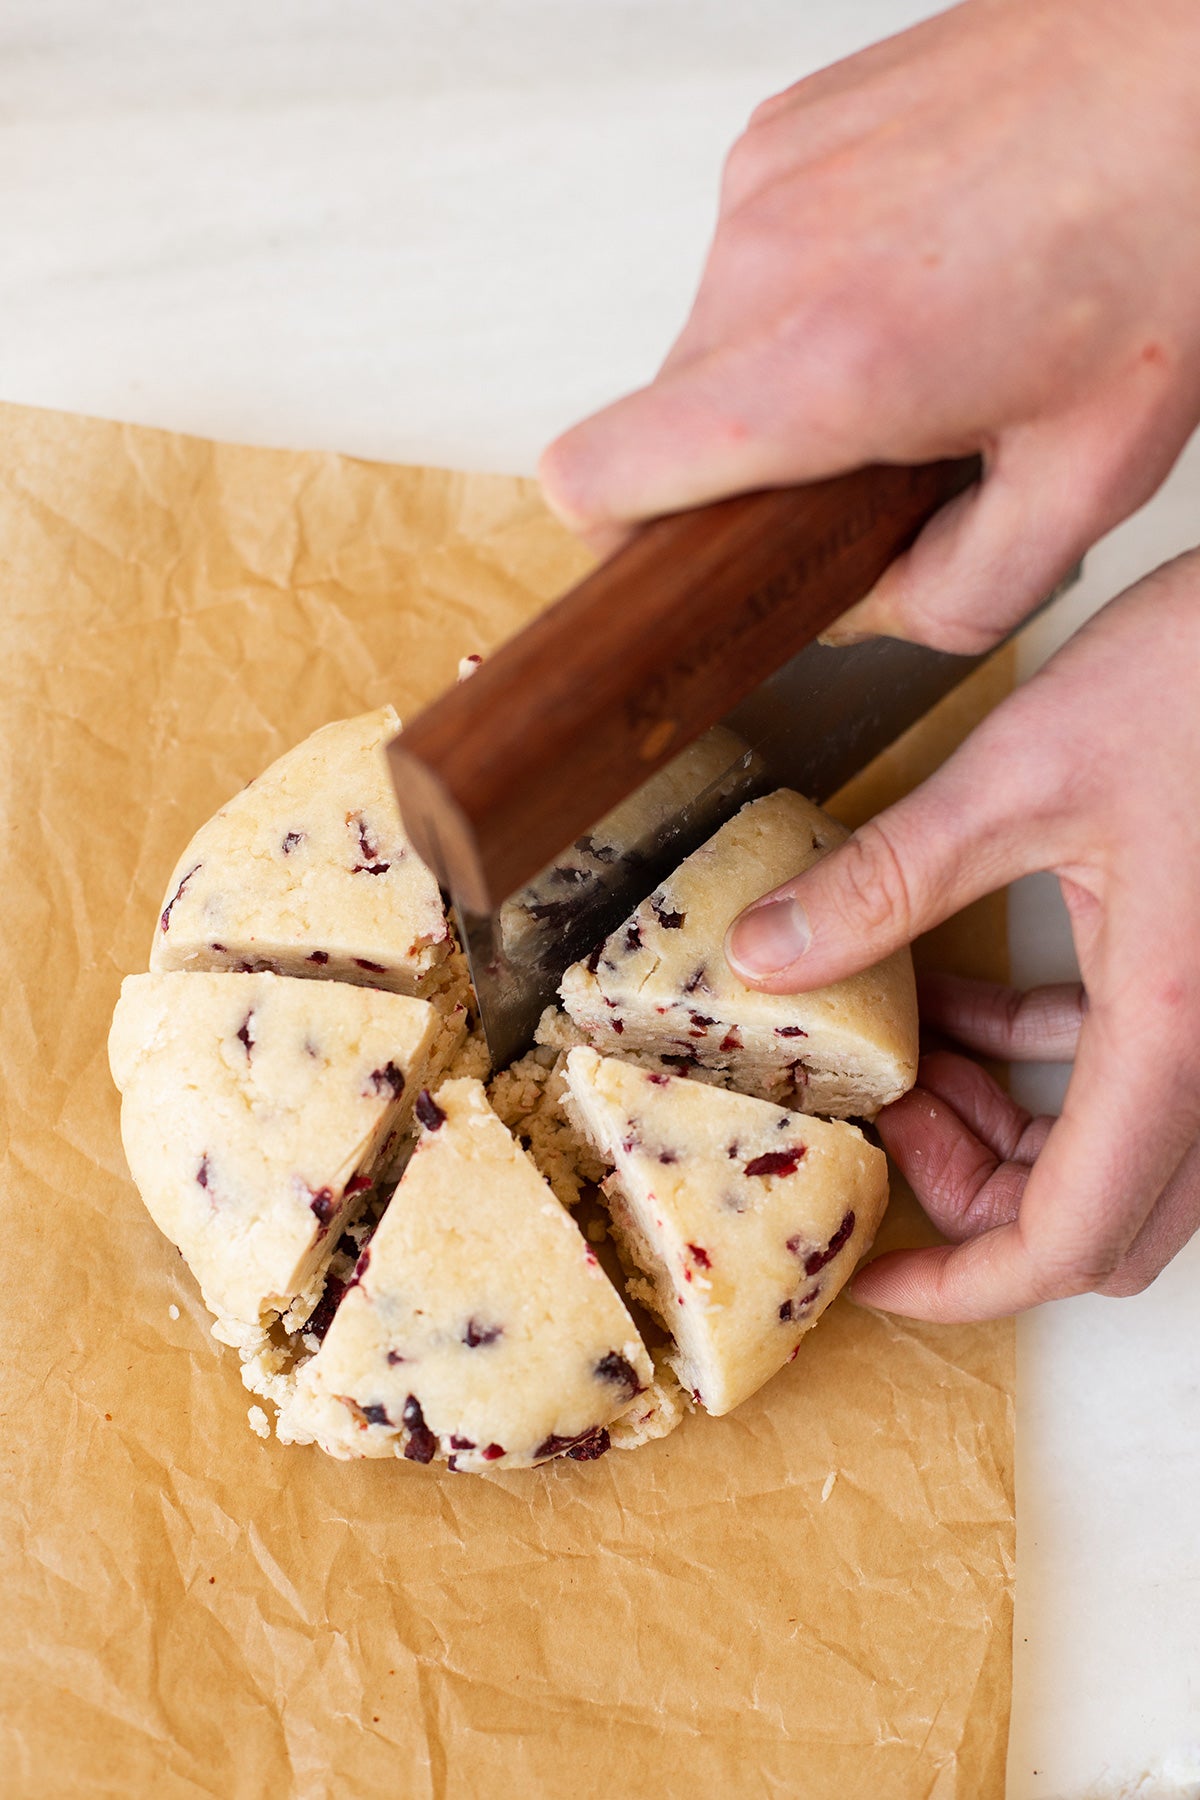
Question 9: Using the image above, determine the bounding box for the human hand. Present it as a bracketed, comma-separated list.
[724, 553, 1200, 1320]
[539, 0, 1200, 652]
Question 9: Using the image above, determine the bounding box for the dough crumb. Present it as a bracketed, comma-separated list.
[247, 1405, 270, 1440]
[168, 1303, 180, 1321]
[820, 1470, 837, 1504]
[609, 1352, 692, 1450]
[488, 1044, 604, 1207]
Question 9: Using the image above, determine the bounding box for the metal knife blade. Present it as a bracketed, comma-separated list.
[455, 623, 1030, 1070]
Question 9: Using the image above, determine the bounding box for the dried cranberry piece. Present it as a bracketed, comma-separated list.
[535, 1427, 599, 1460]
[719, 1028, 743, 1054]
[236, 1010, 255, 1057]
[480, 1444, 505, 1461]
[386, 1348, 407, 1366]
[309, 1188, 335, 1226]
[687, 1243, 711, 1269]
[743, 1148, 805, 1179]
[402, 1395, 437, 1464]
[657, 1149, 678, 1165]
[307, 950, 330, 965]
[362, 1403, 392, 1427]
[567, 1428, 611, 1462]
[196, 1155, 211, 1189]
[306, 1275, 346, 1343]
[351, 1246, 372, 1284]
[790, 1062, 810, 1088]
[209, 942, 227, 954]
[160, 862, 201, 933]
[776, 1025, 808, 1038]
[355, 958, 386, 974]
[335, 1233, 359, 1258]
[449, 1434, 476, 1450]
[585, 943, 604, 974]
[353, 861, 391, 876]
[366, 1062, 405, 1100]
[682, 966, 708, 995]
[415, 1089, 446, 1131]
[462, 1320, 502, 1348]
[594, 1352, 642, 1399]
[343, 1173, 373, 1201]
[646, 1073, 669, 1087]
[349, 812, 380, 861]
[281, 830, 304, 854]
[623, 922, 642, 953]
[689, 1013, 715, 1030]
[650, 895, 685, 930]
[803, 1210, 856, 1276]
[779, 1284, 821, 1324]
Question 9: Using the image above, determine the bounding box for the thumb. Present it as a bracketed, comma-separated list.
[725, 724, 1047, 992]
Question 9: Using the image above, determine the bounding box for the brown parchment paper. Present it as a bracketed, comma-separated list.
[0, 400, 1015, 1800]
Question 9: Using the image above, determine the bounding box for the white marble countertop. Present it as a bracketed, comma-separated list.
[3, 4, 1197, 1793]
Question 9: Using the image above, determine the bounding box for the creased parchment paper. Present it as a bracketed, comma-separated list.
[0, 400, 1014, 1799]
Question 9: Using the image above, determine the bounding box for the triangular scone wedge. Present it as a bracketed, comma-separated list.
[108, 972, 445, 1351]
[277, 1078, 653, 1472]
[559, 789, 917, 1117]
[149, 707, 452, 998]
[563, 1048, 888, 1415]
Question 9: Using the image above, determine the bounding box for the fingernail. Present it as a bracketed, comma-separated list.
[726, 897, 810, 976]
[818, 622, 872, 648]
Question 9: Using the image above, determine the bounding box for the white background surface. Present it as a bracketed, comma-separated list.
[3, 4, 1198, 1794]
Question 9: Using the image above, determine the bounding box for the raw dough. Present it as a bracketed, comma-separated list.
[108, 971, 446, 1350]
[150, 706, 456, 1001]
[564, 1047, 888, 1415]
[559, 789, 917, 1118]
[277, 1078, 653, 1470]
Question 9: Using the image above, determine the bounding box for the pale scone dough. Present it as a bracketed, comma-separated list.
[276, 1078, 653, 1471]
[564, 1048, 889, 1416]
[558, 789, 917, 1118]
[108, 971, 446, 1349]
[149, 706, 455, 1001]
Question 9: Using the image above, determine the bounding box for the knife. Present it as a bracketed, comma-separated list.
[388, 458, 1028, 1069]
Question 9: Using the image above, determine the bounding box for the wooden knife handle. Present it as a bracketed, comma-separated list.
[389, 457, 980, 913]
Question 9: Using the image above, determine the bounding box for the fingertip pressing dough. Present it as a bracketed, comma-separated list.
[277, 1078, 654, 1470]
[558, 789, 917, 1118]
[563, 1047, 888, 1415]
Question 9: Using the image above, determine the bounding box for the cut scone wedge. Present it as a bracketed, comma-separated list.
[150, 706, 453, 999]
[563, 1048, 888, 1416]
[277, 1078, 653, 1472]
[559, 789, 917, 1118]
[108, 972, 446, 1352]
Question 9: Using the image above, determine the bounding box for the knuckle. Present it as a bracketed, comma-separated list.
[832, 820, 917, 943]
[720, 130, 774, 210]
[1097, 1264, 1158, 1300]
[746, 84, 797, 132]
[1038, 1252, 1121, 1303]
